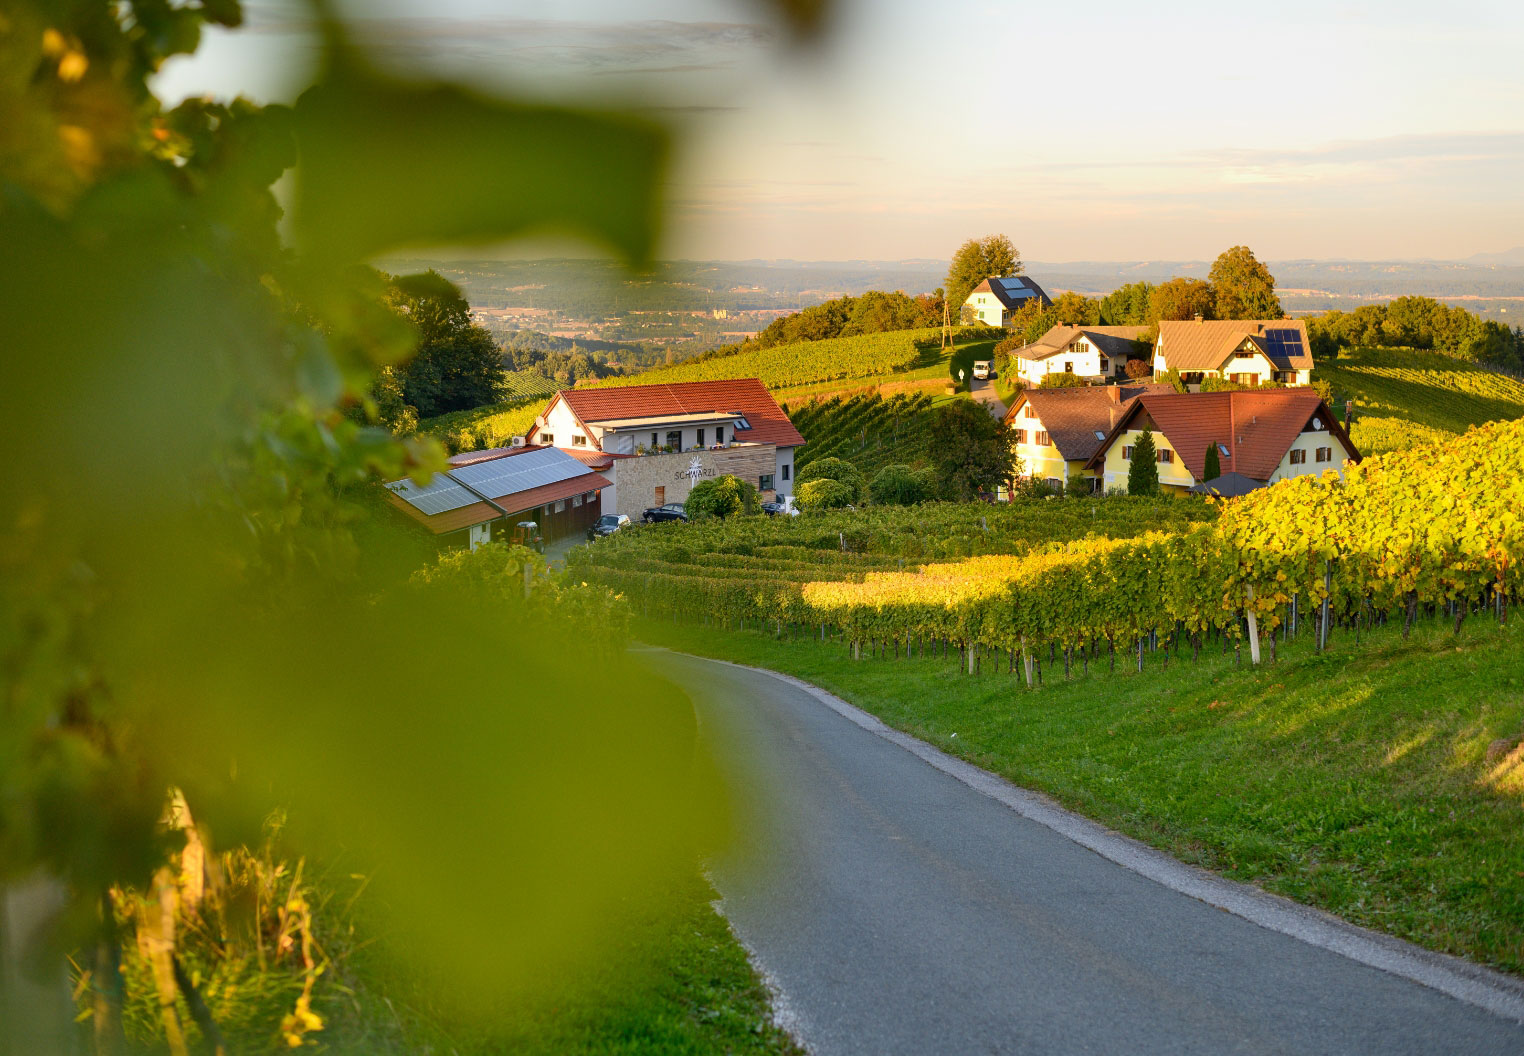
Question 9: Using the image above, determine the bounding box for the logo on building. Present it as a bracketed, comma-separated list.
[673, 455, 717, 485]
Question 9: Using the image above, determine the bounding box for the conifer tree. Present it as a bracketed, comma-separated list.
[1128, 428, 1159, 496]
[1203, 441, 1221, 482]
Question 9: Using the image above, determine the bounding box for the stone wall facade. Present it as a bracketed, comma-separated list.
[606, 443, 777, 519]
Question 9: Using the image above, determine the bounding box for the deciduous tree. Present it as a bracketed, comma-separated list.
[1209, 245, 1283, 320]
[929, 399, 1018, 501]
[945, 234, 1021, 318]
[1148, 277, 1217, 324]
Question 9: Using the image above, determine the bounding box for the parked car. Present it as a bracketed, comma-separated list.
[762, 499, 800, 517]
[586, 513, 630, 541]
[973, 359, 994, 379]
[642, 502, 688, 523]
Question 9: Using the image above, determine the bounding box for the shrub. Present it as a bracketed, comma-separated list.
[869, 463, 931, 506]
[685, 474, 759, 519]
[795, 455, 866, 504]
[1161, 366, 1187, 394]
[1037, 372, 1086, 389]
[797, 477, 855, 510]
[1124, 359, 1152, 380]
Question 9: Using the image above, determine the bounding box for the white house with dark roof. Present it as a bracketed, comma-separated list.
[1014, 324, 1148, 386]
[963, 276, 1052, 327]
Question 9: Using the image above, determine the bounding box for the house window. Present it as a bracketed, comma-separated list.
[1157, 449, 1173, 464]
[1036, 430, 1050, 446]
[697, 428, 705, 447]
[1046, 477, 1064, 494]
[554, 500, 566, 513]
[1230, 373, 1255, 385]
[1122, 446, 1134, 460]
[572, 435, 587, 446]
[584, 492, 595, 503]
[651, 432, 659, 449]
[1099, 358, 1109, 373]
[1316, 447, 1333, 463]
[1064, 362, 1074, 373]
[782, 463, 790, 481]
[716, 426, 725, 445]
[666, 430, 682, 450]
[654, 486, 665, 504]
[1024, 406, 1038, 418]
[542, 505, 552, 517]
[1289, 449, 1306, 465]
[759, 473, 775, 491]
[572, 493, 583, 507]
[542, 433, 554, 446]
[1013, 428, 1028, 444]
[1184, 372, 1205, 385]
[733, 415, 752, 430]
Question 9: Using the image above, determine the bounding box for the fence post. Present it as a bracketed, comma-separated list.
[1245, 585, 1261, 665]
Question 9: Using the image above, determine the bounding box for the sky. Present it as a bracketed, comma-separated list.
[154, 0, 1524, 262]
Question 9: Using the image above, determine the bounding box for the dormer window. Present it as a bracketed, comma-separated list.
[1218, 443, 1230, 457]
[732, 414, 752, 431]
[1094, 430, 1106, 441]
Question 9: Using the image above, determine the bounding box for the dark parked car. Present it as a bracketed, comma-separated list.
[761, 500, 799, 517]
[642, 502, 688, 523]
[586, 513, 630, 541]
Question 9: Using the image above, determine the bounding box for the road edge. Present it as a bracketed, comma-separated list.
[649, 646, 1524, 1026]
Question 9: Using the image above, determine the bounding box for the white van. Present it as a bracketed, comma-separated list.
[972, 360, 994, 380]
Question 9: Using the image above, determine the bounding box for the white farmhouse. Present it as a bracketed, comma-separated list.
[963, 276, 1051, 327]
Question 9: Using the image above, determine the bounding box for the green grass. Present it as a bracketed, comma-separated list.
[1314, 347, 1524, 455]
[327, 866, 802, 1055]
[638, 614, 1524, 977]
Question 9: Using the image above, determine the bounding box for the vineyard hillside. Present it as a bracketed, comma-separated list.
[1314, 347, 1524, 455]
[588, 328, 945, 392]
[417, 398, 546, 454]
[786, 393, 940, 475]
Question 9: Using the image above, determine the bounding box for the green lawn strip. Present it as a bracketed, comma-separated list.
[326, 866, 802, 1055]
[637, 616, 1524, 976]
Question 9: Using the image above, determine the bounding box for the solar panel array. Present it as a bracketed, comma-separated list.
[387, 446, 592, 517]
[386, 473, 477, 516]
[450, 446, 590, 498]
[1261, 329, 1304, 365]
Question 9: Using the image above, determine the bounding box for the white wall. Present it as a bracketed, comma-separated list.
[775, 446, 796, 499]
[1267, 428, 1354, 484]
[1018, 339, 1122, 386]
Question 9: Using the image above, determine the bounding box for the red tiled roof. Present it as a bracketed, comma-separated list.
[1004, 383, 1173, 462]
[1084, 389, 1359, 481]
[533, 378, 805, 450]
[558, 446, 633, 470]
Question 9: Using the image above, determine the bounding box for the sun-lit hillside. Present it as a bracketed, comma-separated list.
[1314, 347, 1524, 455]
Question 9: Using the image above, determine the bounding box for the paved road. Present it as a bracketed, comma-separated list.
[648, 651, 1524, 1056]
[970, 374, 1008, 418]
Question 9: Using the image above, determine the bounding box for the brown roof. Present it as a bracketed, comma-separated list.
[1084, 389, 1359, 482]
[385, 493, 502, 535]
[530, 378, 805, 450]
[1021, 324, 1148, 362]
[1004, 384, 1173, 462]
[1157, 319, 1313, 372]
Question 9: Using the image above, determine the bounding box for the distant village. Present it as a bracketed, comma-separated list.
[389, 272, 1356, 551]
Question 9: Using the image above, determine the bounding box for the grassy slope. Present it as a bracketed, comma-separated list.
[330, 867, 801, 1056]
[1315, 347, 1524, 455]
[639, 615, 1524, 977]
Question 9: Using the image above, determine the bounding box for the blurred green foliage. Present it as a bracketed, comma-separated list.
[0, 0, 856, 1049]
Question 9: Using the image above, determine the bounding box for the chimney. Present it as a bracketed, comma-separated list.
[1256, 323, 1264, 334]
[1194, 313, 1204, 324]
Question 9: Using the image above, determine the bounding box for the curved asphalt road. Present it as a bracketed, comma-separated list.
[646, 650, 1524, 1056]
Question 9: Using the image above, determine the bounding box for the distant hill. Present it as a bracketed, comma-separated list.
[1468, 247, 1524, 267]
[1314, 348, 1524, 456]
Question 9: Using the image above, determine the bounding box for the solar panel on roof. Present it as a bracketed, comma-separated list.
[386, 475, 478, 516]
[449, 446, 589, 501]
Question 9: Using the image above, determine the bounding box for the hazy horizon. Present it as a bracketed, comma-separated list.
[156, 0, 1524, 263]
